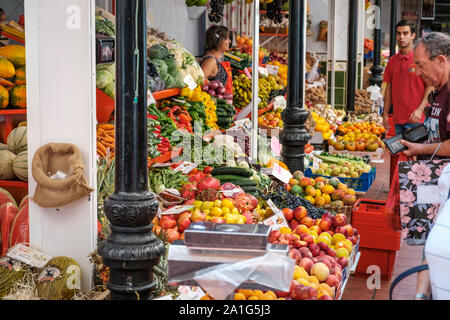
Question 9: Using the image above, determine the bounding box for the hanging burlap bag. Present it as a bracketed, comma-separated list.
[31, 143, 94, 208]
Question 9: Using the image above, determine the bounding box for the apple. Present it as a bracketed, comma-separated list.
[293, 240, 309, 249]
[319, 218, 333, 231]
[338, 257, 349, 269]
[325, 275, 340, 288]
[294, 206, 308, 220]
[289, 279, 300, 293]
[318, 251, 326, 257]
[299, 247, 313, 260]
[290, 219, 300, 231]
[299, 257, 313, 273]
[320, 255, 336, 268]
[300, 233, 314, 244]
[321, 212, 333, 220]
[300, 216, 314, 228]
[269, 230, 282, 243]
[286, 233, 300, 242]
[309, 243, 321, 257]
[333, 214, 347, 228]
[191, 210, 207, 222]
[275, 290, 291, 298]
[283, 208, 294, 221]
[317, 242, 329, 251]
[289, 248, 302, 264]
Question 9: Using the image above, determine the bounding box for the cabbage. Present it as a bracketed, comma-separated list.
[104, 81, 115, 99]
[149, 44, 169, 59]
[96, 70, 113, 90]
[149, 58, 168, 77]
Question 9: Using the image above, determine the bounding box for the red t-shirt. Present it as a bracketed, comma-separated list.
[383, 50, 426, 125]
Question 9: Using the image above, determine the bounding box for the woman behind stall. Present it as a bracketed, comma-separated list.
[200, 25, 234, 96]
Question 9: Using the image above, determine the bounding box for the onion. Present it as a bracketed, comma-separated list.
[202, 85, 209, 92]
[208, 90, 216, 97]
[217, 87, 226, 94]
[216, 94, 224, 99]
[226, 99, 233, 105]
[217, 81, 224, 88]
[223, 93, 233, 100]
[209, 81, 219, 90]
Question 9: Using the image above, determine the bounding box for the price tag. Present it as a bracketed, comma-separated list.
[244, 67, 252, 79]
[258, 66, 268, 78]
[6, 244, 53, 269]
[312, 156, 322, 170]
[177, 286, 206, 300]
[161, 205, 194, 216]
[266, 64, 279, 75]
[271, 165, 293, 184]
[183, 74, 197, 90]
[148, 89, 156, 105]
[152, 162, 173, 168]
[174, 161, 198, 174]
[263, 200, 289, 230]
[273, 96, 287, 111]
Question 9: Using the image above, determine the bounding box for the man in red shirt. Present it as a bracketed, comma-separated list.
[382, 20, 434, 135]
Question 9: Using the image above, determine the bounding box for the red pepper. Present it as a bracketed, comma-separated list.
[178, 113, 191, 125]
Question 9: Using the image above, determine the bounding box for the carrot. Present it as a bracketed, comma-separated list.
[97, 148, 106, 158]
[98, 124, 115, 130]
[97, 142, 107, 155]
[102, 136, 115, 143]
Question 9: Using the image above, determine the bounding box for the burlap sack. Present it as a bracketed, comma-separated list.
[31, 143, 94, 208]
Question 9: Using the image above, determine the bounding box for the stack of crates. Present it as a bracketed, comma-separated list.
[352, 199, 402, 280]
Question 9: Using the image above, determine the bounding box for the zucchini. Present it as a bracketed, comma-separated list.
[211, 167, 253, 178]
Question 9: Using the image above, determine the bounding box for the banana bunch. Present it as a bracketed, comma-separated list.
[232, 74, 253, 108]
[266, 74, 285, 91]
[185, 0, 208, 7]
[258, 77, 272, 109]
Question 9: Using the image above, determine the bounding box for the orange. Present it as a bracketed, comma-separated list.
[234, 293, 246, 300]
[265, 291, 277, 300]
[238, 289, 253, 299]
[248, 295, 259, 300]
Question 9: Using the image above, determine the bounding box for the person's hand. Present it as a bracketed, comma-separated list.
[401, 139, 422, 157]
[383, 114, 390, 132]
[410, 108, 424, 123]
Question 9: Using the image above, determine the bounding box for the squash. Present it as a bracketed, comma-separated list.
[0, 45, 26, 68]
[0, 56, 15, 79]
[36, 256, 81, 300]
[12, 150, 27, 181]
[0, 257, 28, 298]
[7, 126, 27, 154]
[0, 150, 16, 180]
[9, 84, 26, 108]
[0, 85, 9, 108]
[14, 67, 25, 85]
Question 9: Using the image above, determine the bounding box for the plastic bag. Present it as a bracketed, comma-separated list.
[306, 55, 320, 84]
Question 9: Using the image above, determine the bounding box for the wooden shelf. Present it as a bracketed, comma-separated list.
[260, 33, 288, 37]
[0, 31, 25, 44]
[0, 180, 28, 188]
[152, 88, 181, 101]
[0, 108, 27, 115]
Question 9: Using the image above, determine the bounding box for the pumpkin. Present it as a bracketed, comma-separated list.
[0, 85, 9, 108]
[0, 56, 15, 79]
[7, 126, 27, 154]
[0, 150, 16, 180]
[12, 150, 27, 181]
[14, 67, 25, 85]
[0, 257, 28, 298]
[0, 45, 26, 68]
[9, 84, 26, 108]
[36, 256, 81, 300]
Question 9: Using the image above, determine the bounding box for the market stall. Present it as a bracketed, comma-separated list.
[0, 0, 401, 301]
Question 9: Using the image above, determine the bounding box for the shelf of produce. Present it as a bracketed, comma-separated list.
[0, 31, 25, 44]
[260, 33, 288, 37]
[0, 108, 27, 115]
[153, 88, 181, 101]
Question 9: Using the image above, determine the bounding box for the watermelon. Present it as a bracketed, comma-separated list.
[18, 195, 28, 210]
[0, 187, 17, 207]
[0, 150, 16, 180]
[0, 202, 18, 256]
[7, 126, 27, 155]
[9, 203, 28, 248]
[12, 150, 27, 181]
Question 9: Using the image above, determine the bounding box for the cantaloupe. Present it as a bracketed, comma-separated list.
[37, 257, 81, 300]
[9, 203, 28, 248]
[0, 202, 18, 256]
[7, 126, 27, 154]
[0, 45, 26, 68]
[9, 84, 26, 108]
[0, 56, 15, 79]
[0, 187, 17, 207]
[0, 258, 27, 298]
[12, 151, 27, 181]
[0, 84, 9, 108]
[0, 150, 16, 180]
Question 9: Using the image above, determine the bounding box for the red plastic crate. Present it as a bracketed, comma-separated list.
[355, 247, 398, 281]
[352, 199, 402, 251]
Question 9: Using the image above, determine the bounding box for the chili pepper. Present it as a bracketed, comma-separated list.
[178, 113, 191, 125]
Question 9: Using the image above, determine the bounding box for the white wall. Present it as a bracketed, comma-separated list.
[146, 0, 204, 56]
[0, 0, 24, 22]
[307, 0, 329, 55]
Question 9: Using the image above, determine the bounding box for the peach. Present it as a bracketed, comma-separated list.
[293, 240, 309, 249]
[319, 218, 333, 231]
[300, 216, 314, 228]
[269, 230, 282, 242]
[317, 241, 329, 251]
[325, 274, 340, 288]
[294, 206, 308, 220]
[289, 248, 302, 264]
[344, 225, 355, 237]
[299, 257, 313, 273]
[283, 208, 294, 221]
[320, 255, 336, 268]
[290, 284, 312, 300]
[335, 226, 349, 237]
[290, 219, 300, 231]
[326, 247, 337, 258]
[294, 224, 310, 235]
[309, 243, 321, 257]
[310, 262, 330, 282]
[309, 225, 321, 234]
[299, 247, 313, 260]
[300, 233, 314, 244]
[317, 257, 332, 270]
[333, 214, 347, 228]
[347, 235, 358, 245]
[338, 257, 349, 269]
[312, 257, 319, 264]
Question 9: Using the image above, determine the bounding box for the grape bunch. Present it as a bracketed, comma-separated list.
[261, 186, 328, 219]
[266, 0, 288, 24]
[208, 0, 225, 23]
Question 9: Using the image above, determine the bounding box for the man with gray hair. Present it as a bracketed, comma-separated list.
[401, 32, 450, 158]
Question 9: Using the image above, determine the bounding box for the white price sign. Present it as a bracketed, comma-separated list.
[266, 64, 279, 75]
[6, 244, 53, 269]
[161, 205, 194, 216]
[183, 74, 197, 90]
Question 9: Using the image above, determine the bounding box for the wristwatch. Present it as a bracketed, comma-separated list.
[415, 293, 429, 300]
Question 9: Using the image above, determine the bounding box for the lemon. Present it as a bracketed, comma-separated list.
[214, 200, 222, 208]
[221, 198, 235, 210]
[193, 200, 203, 208]
[203, 209, 210, 216]
[231, 208, 240, 215]
[336, 248, 350, 258]
[279, 227, 292, 234]
[332, 233, 346, 245]
[201, 201, 213, 211]
[210, 207, 223, 217]
[222, 207, 231, 215]
[237, 216, 246, 224]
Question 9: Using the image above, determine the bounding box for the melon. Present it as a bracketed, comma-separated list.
[36, 256, 81, 300]
[0, 202, 18, 256]
[0, 143, 8, 151]
[7, 126, 27, 154]
[0, 45, 26, 68]
[0, 149, 16, 180]
[9, 84, 26, 108]
[0, 56, 15, 79]
[0, 257, 27, 298]
[9, 203, 28, 248]
[12, 150, 27, 181]
[18, 195, 28, 210]
[14, 67, 26, 85]
[0, 187, 17, 207]
[0, 84, 9, 109]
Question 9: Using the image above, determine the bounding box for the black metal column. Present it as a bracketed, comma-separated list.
[98, 0, 165, 300]
[389, 0, 397, 58]
[346, 0, 358, 112]
[280, 0, 310, 173]
[369, 0, 383, 87]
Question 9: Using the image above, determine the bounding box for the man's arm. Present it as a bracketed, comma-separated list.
[401, 139, 450, 157]
[410, 86, 435, 123]
[383, 82, 392, 130]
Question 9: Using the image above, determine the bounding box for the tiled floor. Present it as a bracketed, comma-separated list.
[341, 152, 424, 300]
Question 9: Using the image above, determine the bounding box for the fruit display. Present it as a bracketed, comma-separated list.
[306, 103, 346, 126]
[269, 52, 288, 65]
[310, 111, 335, 141]
[330, 122, 386, 153]
[285, 175, 357, 208]
[305, 85, 327, 105]
[312, 154, 372, 179]
[267, 60, 288, 85]
[0, 45, 27, 109]
[346, 112, 383, 127]
[232, 74, 273, 109]
[258, 108, 284, 128]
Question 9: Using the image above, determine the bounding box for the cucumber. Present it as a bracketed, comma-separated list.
[211, 167, 253, 178]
